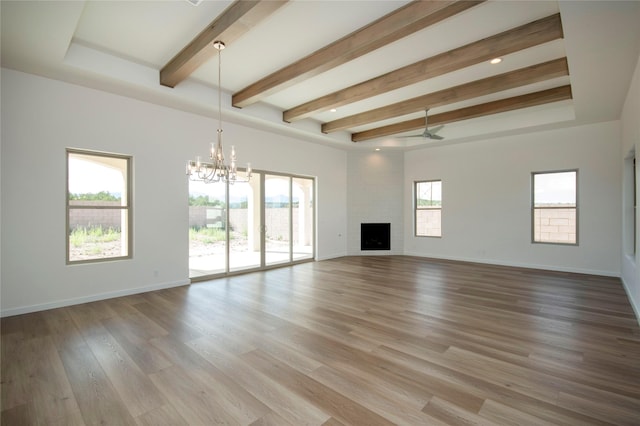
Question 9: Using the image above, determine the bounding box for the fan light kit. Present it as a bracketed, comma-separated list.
[186, 41, 252, 184]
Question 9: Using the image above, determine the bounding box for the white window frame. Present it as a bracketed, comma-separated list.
[415, 179, 442, 238]
[531, 169, 578, 245]
[66, 149, 133, 264]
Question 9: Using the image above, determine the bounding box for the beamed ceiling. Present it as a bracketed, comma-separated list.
[1, 1, 639, 149]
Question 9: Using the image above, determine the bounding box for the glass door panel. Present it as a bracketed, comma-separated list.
[189, 171, 313, 280]
[189, 180, 226, 278]
[293, 177, 314, 261]
[229, 172, 262, 272]
[265, 175, 291, 266]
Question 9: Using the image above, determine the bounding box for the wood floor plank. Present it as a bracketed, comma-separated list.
[80, 324, 167, 417]
[309, 348, 432, 411]
[241, 349, 396, 426]
[268, 323, 486, 413]
[20, 336, 82, 424]
[67, 301, 168, 419]
[150, 336, 274, 424]
[41, 308, 85, 350]
[249, 410, 295, 426]
[321, 418, 347, 426]
[445, 344, 640, 415]
[2, 333, 84, 425]
[149, 365, 239, 425]
[188, 337, 332, 425]
[58, 342, 137, 425]
[2, 256, 639, 425]
[557, 391, 640, 426]
[134, 403, 189, 426]
[372, 344, 613, 426]
[309, 364, 444, 425]
[1, 404, 31, 426]
[101, 315, 172, 374]
[1, 332, 29, 411]
[423, 396, 496, 426]
[132, 301, 204, 342]
[478, 398, 558, 426]
[265, 326, 434, 408]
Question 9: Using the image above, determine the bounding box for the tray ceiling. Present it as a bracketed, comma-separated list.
[1, 0, 639, 149]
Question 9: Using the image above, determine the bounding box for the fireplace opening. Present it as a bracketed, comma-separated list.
[361, 223, 390, 251]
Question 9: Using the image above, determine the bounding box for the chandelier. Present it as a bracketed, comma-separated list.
[186, 41, 251, 184]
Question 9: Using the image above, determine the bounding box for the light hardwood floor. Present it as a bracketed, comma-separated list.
[2, 256, 640, 425]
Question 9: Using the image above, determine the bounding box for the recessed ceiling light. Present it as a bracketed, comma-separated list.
[330, 108, 337, 113]
[490, 58, 502, 65]
[375, 148, 381, 151]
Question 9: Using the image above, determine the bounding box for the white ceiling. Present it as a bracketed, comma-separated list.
[2, 0, 639, 150]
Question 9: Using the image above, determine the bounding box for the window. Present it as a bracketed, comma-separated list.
[532, 170, 577, 244]
[67, 149, 132, 263]
[415, 180, 442, 237]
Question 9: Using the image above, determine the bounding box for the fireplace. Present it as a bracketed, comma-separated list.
[361, 223, 390, 251]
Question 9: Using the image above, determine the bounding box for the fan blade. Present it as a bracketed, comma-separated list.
[428, 124, 444, 134]
[426, 133, 444, 140]
[397, 116, 445, 140]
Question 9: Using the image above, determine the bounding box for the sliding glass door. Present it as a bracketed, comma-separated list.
[189, 171, 314, 279]
[265, 174, 291, 266]
[188, 180, 226, 278]
[229, 172, 262, 272]
[293, 177, 314, 261]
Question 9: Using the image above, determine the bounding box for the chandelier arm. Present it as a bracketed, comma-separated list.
[198, 164, 214, 182]
[186, 40, 250, 184]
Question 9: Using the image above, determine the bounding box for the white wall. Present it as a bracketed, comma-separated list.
[0, 69, 347, 316]
[403, 122, 622, 276]
[347, 150, 404, 255]
[1, 66, 632, 316]
[621, 54, 640, 321]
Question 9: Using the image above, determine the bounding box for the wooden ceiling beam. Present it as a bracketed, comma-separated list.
[322, 57, 569, 134]
[232, 0, 484, 108]
[160, 0, 288, 88]
[351, 85, 573, 142]
[284, 13, 563, 123]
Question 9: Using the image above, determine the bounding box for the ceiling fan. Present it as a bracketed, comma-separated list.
[400, 109, 444, 140]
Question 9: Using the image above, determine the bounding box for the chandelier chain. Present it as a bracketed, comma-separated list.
[217, 41, 222, 133]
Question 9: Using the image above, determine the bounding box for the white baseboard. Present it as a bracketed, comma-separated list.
[2, 255, 629, 320]
[0, 279, 190, 318]
[316, 251, 348, 261]
[402, 251, 620, 278]
[621, 275, 640, 327]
